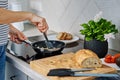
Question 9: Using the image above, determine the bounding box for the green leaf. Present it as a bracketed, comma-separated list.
[81, 23, 89, 28]
[95, 35, 105, 41]
[80, 30, 85, 34]
[105, 21, 111, 27]
[87, 32, 92, 36]
[88, 20, 95, 26]
[85, 36, 92, 41]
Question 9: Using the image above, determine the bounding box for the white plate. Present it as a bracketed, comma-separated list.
[47, 34, 79, 44]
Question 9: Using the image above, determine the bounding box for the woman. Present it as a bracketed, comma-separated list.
[0, 0, 48, 80]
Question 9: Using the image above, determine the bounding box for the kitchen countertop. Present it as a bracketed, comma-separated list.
[6, 52, 49, 80]
[6, 23, 84, 80]
[6, 23, 120, 80]
[6, 44, 120, 80]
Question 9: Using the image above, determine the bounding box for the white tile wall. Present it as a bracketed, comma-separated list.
[17, 0, 120, 51]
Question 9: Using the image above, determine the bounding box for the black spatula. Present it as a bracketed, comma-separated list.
[47, 68, 119, 77]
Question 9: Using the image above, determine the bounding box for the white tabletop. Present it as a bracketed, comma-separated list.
[101, 58, 120, 71]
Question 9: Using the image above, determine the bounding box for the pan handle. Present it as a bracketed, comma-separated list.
[8, 37, 32, 46]
[22, 40, 32, 46]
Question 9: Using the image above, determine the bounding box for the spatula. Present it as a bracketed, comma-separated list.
[47, 68, 119, 77]
[43, 32, 54, 49]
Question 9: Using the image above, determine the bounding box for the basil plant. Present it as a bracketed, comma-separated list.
[80, 18, 118, 41]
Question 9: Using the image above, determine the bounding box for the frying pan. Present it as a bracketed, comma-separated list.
[23, 40, 66, 55]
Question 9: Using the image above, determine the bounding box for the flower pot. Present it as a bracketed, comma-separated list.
[84, 39, 108, 58]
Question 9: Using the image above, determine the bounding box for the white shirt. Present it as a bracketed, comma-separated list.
[0, 0, 9, 45]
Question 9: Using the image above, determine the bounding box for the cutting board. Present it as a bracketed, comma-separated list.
[30, 52, 117, 80]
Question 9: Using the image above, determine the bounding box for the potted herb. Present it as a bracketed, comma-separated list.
[80, 12, 118, 58]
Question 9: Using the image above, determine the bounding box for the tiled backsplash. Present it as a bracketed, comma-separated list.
[10, 0, 120, 51]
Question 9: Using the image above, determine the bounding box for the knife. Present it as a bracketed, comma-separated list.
[47, 68, 119, 77]
[74, 73, 119, 77]
[48, 68, 95, 72]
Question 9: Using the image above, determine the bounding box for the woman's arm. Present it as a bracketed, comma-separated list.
[0, 8, 32, 24]
[0, 8, 48, 33]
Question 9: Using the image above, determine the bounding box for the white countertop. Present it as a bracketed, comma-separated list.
[6, 23, 120, 80]
[6, 52, 49, 80]
[101, 58, 120, 71]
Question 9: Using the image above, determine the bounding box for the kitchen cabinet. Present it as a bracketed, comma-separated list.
[5, 62, 27, 80]
[5, 61, 41, 80]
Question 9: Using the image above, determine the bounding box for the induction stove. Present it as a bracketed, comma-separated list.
[6, 35, 63, 63]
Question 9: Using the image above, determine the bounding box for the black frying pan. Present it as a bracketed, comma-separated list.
[23, 40, 66, 55]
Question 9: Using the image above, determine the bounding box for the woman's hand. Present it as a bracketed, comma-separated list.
[9, 24, 27, 44]
[29, 14, 49, 33]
